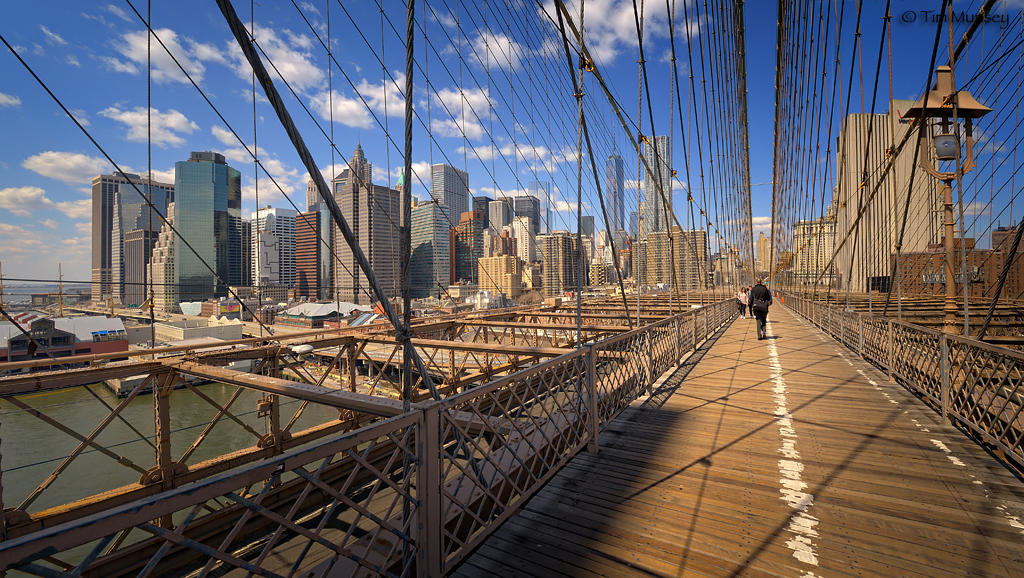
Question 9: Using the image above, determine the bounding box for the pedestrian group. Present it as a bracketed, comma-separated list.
[736, 278, 773, 340]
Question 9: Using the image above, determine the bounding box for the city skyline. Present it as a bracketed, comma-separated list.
[0, 1, 817, 282]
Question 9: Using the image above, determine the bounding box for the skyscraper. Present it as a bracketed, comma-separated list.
[254, 231, 280, 285]
[642, 135, 672, 236]
[580, 215, 595, 255]
[540, 231, 580, 297]
[332, 144, 401, 304]
[513, 216, 535, 263]
[410, 199, 452, 298]
[675, 228, 709, 290]
[296, 206, 332, 300]
[92, 172, 174, 301]
[629, 211, 639, 238]
[306, 178, 320, 212]
[488, 198, 513, 234]
[173, 151, 242, 303]
[241, 219, 252, 288]
[455, 210, 486, 283]
[528, 181, 551, 233]
[123, 228, 156, 307]
[252, 206, 297, 287]
[514, 195, 541, 235]
[606, 154, 625, 232]
[472, 195, 492, 229]
[111, 181, 172, 304]
[793, 217, 836, 286]
[478, 255, 522, 298]
[150, 203, 177, 312]
[833, 99, 941, 291]
[756, 232, 772, 273]
[431, 164, 469, 219]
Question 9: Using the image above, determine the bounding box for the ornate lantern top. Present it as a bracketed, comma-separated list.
[903, 66, 992, 120]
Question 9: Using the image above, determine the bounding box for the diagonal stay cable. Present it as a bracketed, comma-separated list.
[214, 0, 438, 400]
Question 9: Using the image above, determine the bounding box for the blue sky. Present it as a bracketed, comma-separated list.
[0, 0, 1008, 283]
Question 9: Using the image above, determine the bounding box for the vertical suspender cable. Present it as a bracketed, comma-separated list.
[215, 0, 439, 400]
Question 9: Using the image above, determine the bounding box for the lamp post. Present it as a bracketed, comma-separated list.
[904, 65, 992, 335]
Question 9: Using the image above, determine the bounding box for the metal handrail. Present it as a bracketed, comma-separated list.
[784, 294, 1024, 475]
[0, 300, 737, 577]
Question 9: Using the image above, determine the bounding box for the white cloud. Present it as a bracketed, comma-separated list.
[187, 39, 230, 68]
[145, 167, 175, 184]
[98, 106, 199, 147]
[41, 219, 58, 229]
[241, 175, 295, 205]
[433, 11, 458, 29]
[66, 109, 90, 127]
[81, 12, 110, 26]
[39, 25, 67, 46]
[211, 125, 238, 147]
[431, 86, 490, 140]
[0, 223, 32, 237]
[962, 202, 991, 217]
[22, 151, 110, 183]
[390, 161, 432, 190]
[105, 4, 133, 23]
[470, 31, 525, 71]
[0, 92, 21, 108]
[309, 90, 373, 129]
[75, 222, 91, 235]
[355, 72, 406, 117]
[299, 2, 321, 16]
[54, 199, 91, 219]
[225, 24, 323, 93]
[114, 28, 206, 84]
[99, 56, 138, 74]
[66, 54, 80, 67]
[0, 187, 50, 217]
[539, 0, 697, 64]
[0, 187, 86, 218]
[751, 215, 772, 233]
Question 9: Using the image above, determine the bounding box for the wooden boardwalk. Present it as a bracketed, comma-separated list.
[453, 306, 1024, 578]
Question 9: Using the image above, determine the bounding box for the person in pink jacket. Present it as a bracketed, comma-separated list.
[736, 287, 749, 319]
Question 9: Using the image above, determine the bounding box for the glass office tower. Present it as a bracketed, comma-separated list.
[174, 151, 242, 303]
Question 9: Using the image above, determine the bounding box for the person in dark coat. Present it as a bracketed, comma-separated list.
[749, 278, 773, 340]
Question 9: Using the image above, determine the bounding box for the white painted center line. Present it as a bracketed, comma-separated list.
[766, 325, 821, 571]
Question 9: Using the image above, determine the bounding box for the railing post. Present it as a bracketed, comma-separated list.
[692, 311, 698, 352]
[646, 328, 654, 396]
[887, 320, 894, 381]
[674, 317, 681, 364]
[841, 311, 846, 348]
[940, 334, 950, 424]
[417, 404, 442, 578]
[858, 316, 864, 357]
[587, 345, 599, 454]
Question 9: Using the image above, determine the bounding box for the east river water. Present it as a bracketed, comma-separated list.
[0, 381, 341, 515]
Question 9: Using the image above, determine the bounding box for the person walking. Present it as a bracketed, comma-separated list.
[746, 285, 753, 319]
[749, 278, 773, 340]
[736, 287, 748, 319]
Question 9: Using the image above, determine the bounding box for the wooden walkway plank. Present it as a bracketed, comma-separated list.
[454, 307, 1024, 577]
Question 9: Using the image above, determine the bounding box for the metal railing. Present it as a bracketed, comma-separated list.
[0, 300, 736, 577]
[785, 295, 1024, 473]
